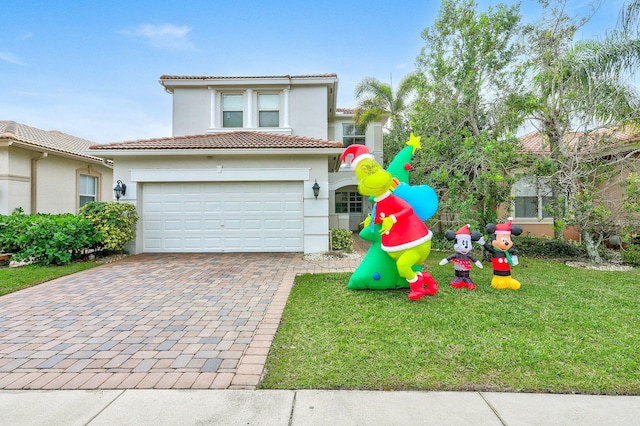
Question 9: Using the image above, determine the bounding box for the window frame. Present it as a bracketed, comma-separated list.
[513, 176, 553, 220]
[342, 123, 365, 147]
[77, 169, 101, 211]
[258, 93, 280, 128]
[335, 190, 363, 214]
[222, 93, 244, 128]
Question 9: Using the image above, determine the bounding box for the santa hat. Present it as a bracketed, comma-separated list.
[455, 224, 472, 240]
[495, 217, 513, 235]
[340, 144, 373, 169]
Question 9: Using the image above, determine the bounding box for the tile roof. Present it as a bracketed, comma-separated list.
[519, 127, 640, 155]
[336, 108, 356, 114]
[159, 74, 337, 80]
[0, 120, 107, 162]
[89, 131, 344, 150]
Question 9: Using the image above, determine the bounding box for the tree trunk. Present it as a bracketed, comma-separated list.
[552, 186, 565, 241]
[583, 230, 602, 264]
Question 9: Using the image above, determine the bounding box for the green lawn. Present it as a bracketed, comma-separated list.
[260, 256, 640, 394]
[0, 262, 99, 296]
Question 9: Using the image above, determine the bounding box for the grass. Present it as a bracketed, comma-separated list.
[0, 262, 99, 296]
[260, 255, 640, 394]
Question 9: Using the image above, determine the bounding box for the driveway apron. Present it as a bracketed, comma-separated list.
[0, 253, 360, 390]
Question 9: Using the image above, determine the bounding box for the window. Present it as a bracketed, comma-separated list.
[514, 177, 552, 218]
[343, 123, 365, 147]
[258, 94, 280, 127]
[79, 174, 97, 208]
[222, 94, 243, 128]
[335, 191, 363, 213]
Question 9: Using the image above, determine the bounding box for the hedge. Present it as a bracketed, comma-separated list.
[0, 202, 139, 266]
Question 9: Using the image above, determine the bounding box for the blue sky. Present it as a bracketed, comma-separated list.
[0, 0, 630, 143]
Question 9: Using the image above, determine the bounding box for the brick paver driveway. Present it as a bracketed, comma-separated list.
[0, 253, 359, 390]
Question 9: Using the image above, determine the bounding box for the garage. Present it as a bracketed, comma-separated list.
[142, 181, 303, 252]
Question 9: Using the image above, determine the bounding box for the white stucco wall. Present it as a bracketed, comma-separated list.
[110, 153, 332, 254]
[288, 87, 328, 140]
[0, 146, 113, 215]
[169, 84, 330, 140]
[172, 88, 211, 137]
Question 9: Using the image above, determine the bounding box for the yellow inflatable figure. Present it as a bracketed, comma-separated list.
[341, 142, 438, 300]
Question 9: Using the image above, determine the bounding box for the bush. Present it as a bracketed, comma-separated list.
[0, 210, 100, 265]
[0, 208, 24, 253]
[79, 202, 139, 252]
[331, 228, 354, 251]
[514, 235, 587, 259]
[622, 244, 640, 267]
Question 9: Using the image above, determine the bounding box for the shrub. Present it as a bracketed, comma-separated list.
[512, 235, 587, 259]
[0, 208, 25, 253]
[331, 228, 354, 252]
[79, 202, 139, 252]
[622, 244, 640, 267]
[0, 210, 100, 265]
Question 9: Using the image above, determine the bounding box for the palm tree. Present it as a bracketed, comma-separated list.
[353, 73, 420, 130]
[619, 0, 640, 35]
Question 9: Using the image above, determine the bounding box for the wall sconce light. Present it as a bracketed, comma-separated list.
[113, 180, 126, 201]
[312, 180, 320, 199]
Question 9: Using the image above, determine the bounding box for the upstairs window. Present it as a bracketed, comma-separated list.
[343, 123, 365, 147]
[335, 191, 363, 213]
[258, 94, 280, 127]
[79, 174, 97, 208]
[222, 94, 243, 128]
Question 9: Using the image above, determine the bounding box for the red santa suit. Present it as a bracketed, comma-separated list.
[373, 191, 432, 252]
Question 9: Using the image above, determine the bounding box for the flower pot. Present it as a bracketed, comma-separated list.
[0, 253, 13, 267]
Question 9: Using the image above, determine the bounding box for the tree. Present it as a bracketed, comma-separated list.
[353, 72, 419, 131]
[354, 73, 420, 167]
[410, 0, 527, 228]
[521, 0, 640, 261]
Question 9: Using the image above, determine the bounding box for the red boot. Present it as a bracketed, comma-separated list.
[422, 272, 439, 296]
[407, 274, 426, 300]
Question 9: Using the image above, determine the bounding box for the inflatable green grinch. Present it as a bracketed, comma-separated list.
[344, 134, 439, 299]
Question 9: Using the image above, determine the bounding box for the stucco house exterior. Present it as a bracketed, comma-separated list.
[0, 121, 113, 216]
[88, 74, 385, 254]
[509, 127, 640, 239]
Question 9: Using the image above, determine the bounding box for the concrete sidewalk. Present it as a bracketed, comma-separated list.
[1, 389, 639, 425]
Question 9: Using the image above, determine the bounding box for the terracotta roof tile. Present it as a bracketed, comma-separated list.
[159, 74, 337, 80]
[519, 127, 640, 155]
[0, 120, 107, 162]
[89, 131, 344, 150]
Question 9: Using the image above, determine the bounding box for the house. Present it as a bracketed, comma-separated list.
[87, 74, 385, 254]
[0, 121, 113, 216]
[509, 127, 640, 238]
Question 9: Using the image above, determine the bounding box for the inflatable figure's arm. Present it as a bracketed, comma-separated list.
[439, 254, 456, 265]
[482, 241, 494, 254]
[468, 253, 483, 268]
[508, 247, 518, 266]
[361, 214, 372, 229]
[380, 216, 395, 234]
[389, 204, 414, 222]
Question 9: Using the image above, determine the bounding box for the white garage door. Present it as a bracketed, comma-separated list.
[142, 182, 303, 252]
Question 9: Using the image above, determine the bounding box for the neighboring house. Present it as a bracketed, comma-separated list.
[0, 121, 113, 216]
[509, 128, 640, 238]
[88, 74, 385, 254]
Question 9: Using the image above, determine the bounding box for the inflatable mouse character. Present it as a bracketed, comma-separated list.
[341, 139, 438, 300]
[439, 224, 483, 290]
[482, 217, 522, 290]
